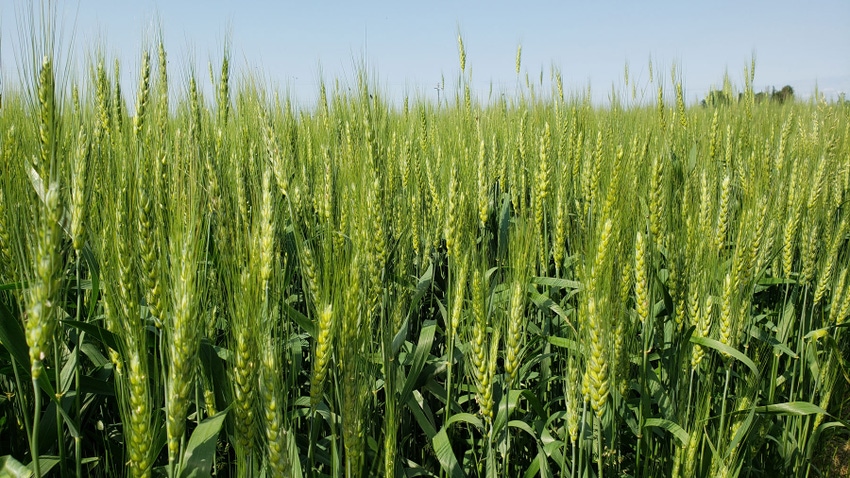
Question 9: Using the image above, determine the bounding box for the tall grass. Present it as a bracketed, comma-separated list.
[0, 19, 849, 478]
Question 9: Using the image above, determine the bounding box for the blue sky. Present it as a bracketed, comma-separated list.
[1, 1, 848, 107]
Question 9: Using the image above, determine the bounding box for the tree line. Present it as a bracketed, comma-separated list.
[701, 85, 794, 107]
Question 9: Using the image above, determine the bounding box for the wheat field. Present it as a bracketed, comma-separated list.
[0, 25, 849, 478]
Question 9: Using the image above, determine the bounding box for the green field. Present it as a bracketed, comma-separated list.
[1, 30, 849, 477]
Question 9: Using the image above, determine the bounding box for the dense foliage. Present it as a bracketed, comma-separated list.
[1, 33, 849, 477]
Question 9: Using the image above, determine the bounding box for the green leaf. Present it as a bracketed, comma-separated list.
[644, 418, 689, 446]
[530, 276, 581, 290]
[757, 277, 796, 287]
[0, 455, 30, 477]
[508, 421, 551, 478]
[754, 401, 827, 416]
[494, 390, 522, 436]
[59, 347, 78, 394]
[82, 246, 101, 319]
[0, 301, 31, 375]
[508, 419, 538, 439]
[79, 343, 109, 368]
[396, 263, 434, 356]
[41, 386, 81, 439]
[399, 321, 436, 405]
[433, 428, 465, 478]
[406, 394, 437, 439]
[283, 301, 314, 337]
[0, 455, 64, 478]
[410, 262, 434, 310]
[286, 424, 303, 478]
[726, 406, 756, 458]
[523, 458, 541, 478]
[390, 316, 410, 358]
[0, 315, 80, 436]
[79, 375, 115, 397]
[547, 336, 578, 352]
[62, 320, 120, 352]
[28, 456, 61, 477]
[199, 339, 230, 425]
[750, 327, 798, 358]
[528, 289, 572, 323]
[445, 412, 483, 431]
[808, 421, 848, 459]
[0, 282, 28, 291]
[498, 193, 511, 258]
[803, 327, 830, 341]
[81, 243, 100, 279]
[180, 407, 229, 478]
[689, 336, 758, 375]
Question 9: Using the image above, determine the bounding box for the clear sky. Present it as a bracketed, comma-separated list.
[1, 0, 848, 107]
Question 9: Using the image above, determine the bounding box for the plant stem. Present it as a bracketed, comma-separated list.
[54, 338, 67, 476]
[596, 416, 603, 478]
[718, 364, 732, 451]
[75, 255, 84, 478]
[12, 357, 33, 469]
[31, 375, 41, 477]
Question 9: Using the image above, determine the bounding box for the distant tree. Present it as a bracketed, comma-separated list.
[701, 89, 732, 108]
[703, 84, 795, 107]
[772, 85, 794, 104]
[739, 91, 771, 104]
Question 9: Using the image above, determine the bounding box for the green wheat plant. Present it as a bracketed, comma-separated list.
[2, 10, 850, 478]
